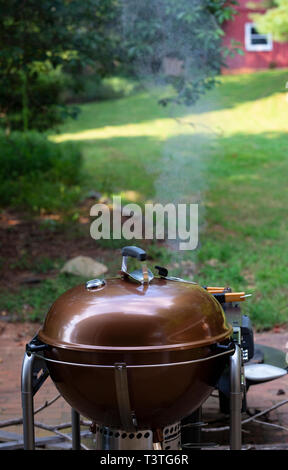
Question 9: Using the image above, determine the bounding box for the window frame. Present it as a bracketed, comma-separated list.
[244, 23, 273, 52]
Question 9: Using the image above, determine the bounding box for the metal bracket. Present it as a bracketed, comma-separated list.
[31, 354, 49, 396]
[114, 362, 137, 431]
[154, 265, 197, 284]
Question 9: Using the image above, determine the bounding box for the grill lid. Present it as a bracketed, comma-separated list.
[38, 277, 232, 353]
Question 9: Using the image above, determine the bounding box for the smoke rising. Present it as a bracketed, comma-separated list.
[120, 0, 221, 272]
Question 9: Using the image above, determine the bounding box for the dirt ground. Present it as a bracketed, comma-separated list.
[0, 206, 105, 290]
[0, 320, 287, 450]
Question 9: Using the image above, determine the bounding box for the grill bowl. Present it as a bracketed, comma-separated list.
[38, 277, 233, 428]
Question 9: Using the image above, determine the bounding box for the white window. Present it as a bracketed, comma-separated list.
[245, 23, 273, 52]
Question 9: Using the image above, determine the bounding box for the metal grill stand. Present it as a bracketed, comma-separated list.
[230, 344, 242, 450]
[21, 344, 242, 450]
[21, 351, 81, 450]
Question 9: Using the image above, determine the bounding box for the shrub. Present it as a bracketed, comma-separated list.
[0, 131, 83, 212]
[0, 68, 79, 132]
[61, 74, 141, 104]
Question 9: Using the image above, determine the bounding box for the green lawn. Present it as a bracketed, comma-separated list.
[2, 69, 286, 329]
[49, 69, 288, 329]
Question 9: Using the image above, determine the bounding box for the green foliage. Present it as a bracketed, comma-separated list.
[0, 66, 79, 132]
[0, 0, 119, 131]
[252, 0, 288, 42]
[0, 131, 83, 212]
[120, 0, 238, 106]
[62, 75, 141, 104]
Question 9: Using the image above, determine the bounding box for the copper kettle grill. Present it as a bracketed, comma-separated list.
[22, 245, 245, 450]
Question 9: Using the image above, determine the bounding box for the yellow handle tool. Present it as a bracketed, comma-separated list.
[212, 292, 252, 303]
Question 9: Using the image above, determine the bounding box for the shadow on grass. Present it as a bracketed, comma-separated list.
[75, 131, 217, 208]
[189, 68, 288, 115]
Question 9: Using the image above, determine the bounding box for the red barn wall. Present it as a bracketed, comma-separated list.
[222, 0, 288, 73]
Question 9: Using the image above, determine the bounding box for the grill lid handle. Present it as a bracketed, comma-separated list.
[121, 246, 153, 285]
[121, 246, 146, 261]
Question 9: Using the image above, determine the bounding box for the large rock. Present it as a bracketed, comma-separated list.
[61, 256, 108, 278]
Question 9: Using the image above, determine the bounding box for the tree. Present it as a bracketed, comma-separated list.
[252, 0, 288, 42]
[119, 0, 239, 106]
[0, 0, 119, 131]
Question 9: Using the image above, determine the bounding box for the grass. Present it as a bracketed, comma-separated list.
[51, 90, 179, 200]
[192, 70, 288, 328]
[2, 274, 87, 322]
[2, 69, 288, 329]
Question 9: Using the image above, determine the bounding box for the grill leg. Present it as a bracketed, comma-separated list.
[229, 344, 242, 450]
[71, 409, 81, 450]
[21, 350, 49, 450]
[21, 352, 36, 450]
